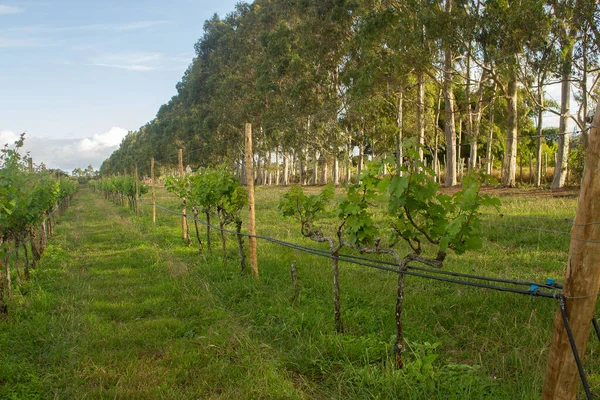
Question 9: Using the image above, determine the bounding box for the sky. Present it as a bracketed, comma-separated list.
[0, 0, 240, 171]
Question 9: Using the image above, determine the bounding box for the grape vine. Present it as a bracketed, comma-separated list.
[0, 135, 78, 314]
[280, 141, 500, 366]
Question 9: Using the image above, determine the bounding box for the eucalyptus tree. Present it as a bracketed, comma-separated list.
[293, 0, 357, 185]
[519, 32, 559, 187]
[477, 0, 551, 187]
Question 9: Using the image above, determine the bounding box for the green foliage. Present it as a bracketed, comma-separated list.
[164, 175, 191, 200]
[279, 184, 334, 227]
[0, 135, 78, 243]
[97, 176, 148, 199]
[568, 135, 586, 183]
[281, 140, 501, 260]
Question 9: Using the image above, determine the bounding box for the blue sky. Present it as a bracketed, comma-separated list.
[0, 0, 240, 170]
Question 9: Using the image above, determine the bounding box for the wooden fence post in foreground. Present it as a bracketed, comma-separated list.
[245, 123, 259, 278]
[151, 157, 156, 226]
[178, 147, 188, 242]
[542, 103, 600, 399]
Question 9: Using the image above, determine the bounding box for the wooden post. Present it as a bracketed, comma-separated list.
[134, 165, 139, 216]
[178, 147, 188, 242]
[542, 103, 600, 399]
[151, 157, 156, 226]
[28, 158, 33, 172]
[245, 123, 258, 278]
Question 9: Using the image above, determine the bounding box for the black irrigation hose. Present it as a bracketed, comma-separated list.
[140, 199, 560, 299]
[140, 199, 562, 292]
[559, 296, 594, 400]
[593, 317, 600, 344]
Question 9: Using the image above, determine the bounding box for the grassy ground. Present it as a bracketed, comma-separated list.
[0, 184, 598, 399]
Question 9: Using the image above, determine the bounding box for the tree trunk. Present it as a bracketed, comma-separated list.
[535, 100, 544, 187]
[396, 92, 404, 172]
[417, 73, 425, 163]
[275, 149, 280, 185]
[433, 131, 439, 183]
[469, 70, 486, 171]
[551, 42, 573, 189]
[333, 155, 339, 186]
[346, 140, 352, 183]
[283, 151, 289, 186]
[502, 78, 518, 187]
[443, 23, 457, 187]
[313, 150, 319, 185]
[321, 153, 328, 185]
[298, 150, 303, 186]
[358, 127, 365, 177]
[464, 49, 473, 171]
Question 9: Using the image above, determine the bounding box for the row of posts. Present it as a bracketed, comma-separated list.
[143, 124, 258, 279]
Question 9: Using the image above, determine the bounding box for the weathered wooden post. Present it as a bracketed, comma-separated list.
[542, 104, 600, 399]
[245, 123, 258, 278]
[151, 157, 156, 226]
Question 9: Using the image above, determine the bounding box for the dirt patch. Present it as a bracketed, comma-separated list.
[441, 185, 580, 199]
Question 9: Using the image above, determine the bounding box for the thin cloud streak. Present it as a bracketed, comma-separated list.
[91, 52, 162, 71]
[0, 36, 60, 48]
[0, 5, 23, 15]
[0, 20, 170, 34]
[92, 63, 156, 71]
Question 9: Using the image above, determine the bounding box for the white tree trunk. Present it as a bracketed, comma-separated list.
[502, 78, 518, 187]
[551, 43, 573, 189]
[443, 15, 457, 187]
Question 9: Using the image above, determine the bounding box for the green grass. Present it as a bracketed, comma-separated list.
[0, 185, 598, 399]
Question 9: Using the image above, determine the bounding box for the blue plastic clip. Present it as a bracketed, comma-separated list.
[546, 278, 555, 285]
[529, 285, 539, 292]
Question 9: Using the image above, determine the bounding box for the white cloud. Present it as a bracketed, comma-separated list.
[76, 127, 127, 151]
[0, 5, 23, 15]
[0, 127, 128, 171]
[0, 129, 20, 144]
